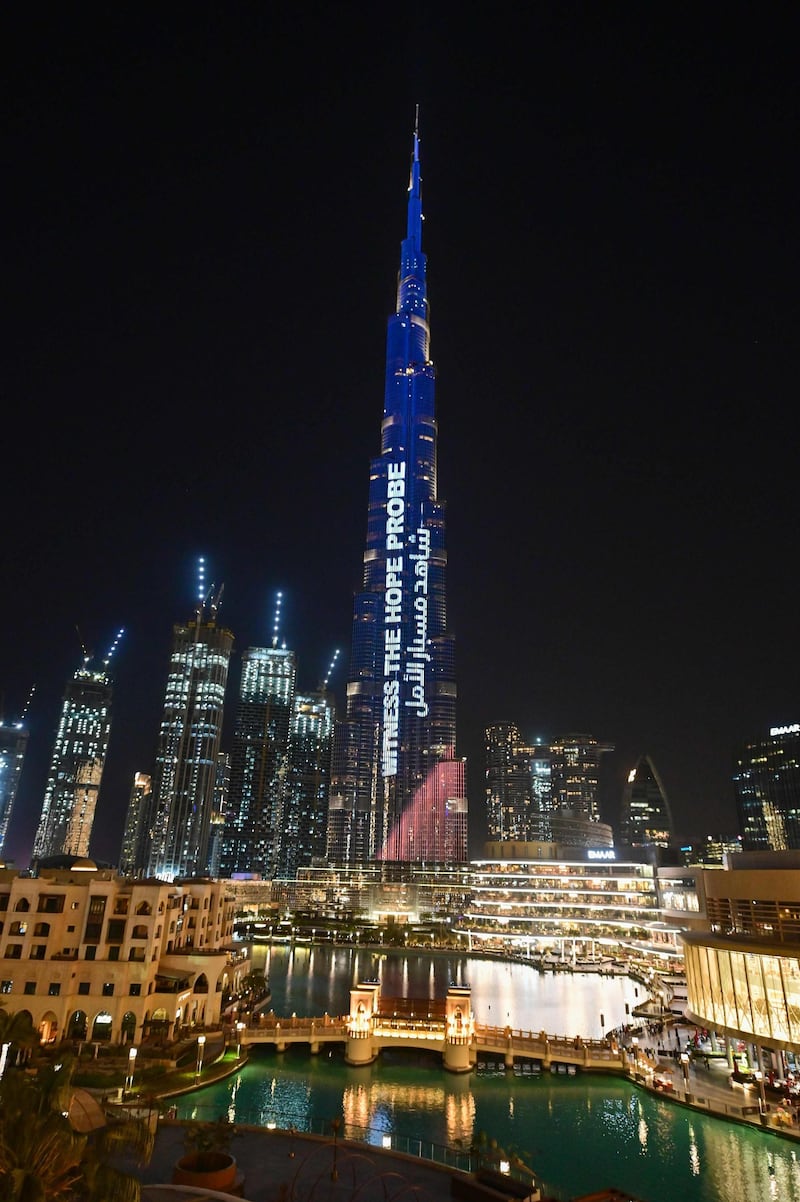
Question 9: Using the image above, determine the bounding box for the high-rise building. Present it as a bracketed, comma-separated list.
[485, 724, 615, 847]
[119, 771, 152, 875]
[32, 632, 123, 863]
[144, 589, 233, 881]
[549, 732, 614, 824]
[486, 723, 538, 841]
[207, 751, 230, 878]
[277, 690, 335, 879]
[327, 117, 467, 866]
[0, 718, 28, 858]
[219, 643, 296, 878]
[619, 753, 674, 847]
[735, 722, 800, 851]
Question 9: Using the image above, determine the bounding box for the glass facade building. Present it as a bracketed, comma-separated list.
[460, 845, 664, 955]
[549, 733, 614, 823]
[619, 753, 674, 848]
[32, 639, 122, 862]
[327, 121, 466, 865]
[280, 691, 335, 879]
[144, 607, 233, 881]
[734, 722, 800, 850]
[219, 643, 295, 880]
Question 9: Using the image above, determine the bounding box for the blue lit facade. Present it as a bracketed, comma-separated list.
[327, 122, 466, 865]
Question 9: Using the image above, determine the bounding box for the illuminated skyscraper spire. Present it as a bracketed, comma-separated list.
[327, 115, 467, 866]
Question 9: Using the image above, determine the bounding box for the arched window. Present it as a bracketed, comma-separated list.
[9, 921, 27, 935]
[136, 901, 152, 916]
[34, 922, 50, 937]
[67, 1010, 88, 1040]
[14, 899, 30, 912]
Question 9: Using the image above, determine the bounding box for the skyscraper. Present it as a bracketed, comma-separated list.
[278, 690, 335, 879]
[119, 771, 152, 875]
[619, 753, 674, 847]
[549, 732, 614, 824]
[485, 723, 535, 841]
[0, 718, 28, 859]
[32, 631, 124, 862]
[327, 116, 467, 866]
[219, 642, 296, 878]
[144, 587, 233, 881]
[485, 723, 554, 843]
[735, 722, 800, 851]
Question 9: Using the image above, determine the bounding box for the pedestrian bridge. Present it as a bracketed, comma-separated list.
[237, 979, 627, 1074]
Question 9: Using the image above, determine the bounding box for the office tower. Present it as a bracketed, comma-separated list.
[119, 771, 152, 875]
[276, 690, 335, 879]
[0, 719, 28, 858]
[735, 722, 800, 851]
[327, 117, 467, 866]
[549, 733, 614, 823]
[485, 723, 554, 843]
[32, 631, 124, 862]
[145, 587, 233, 881]
[220, 643, 296, 878]
[618, 754, 674, 847]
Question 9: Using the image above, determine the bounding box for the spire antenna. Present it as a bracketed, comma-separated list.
[271, 591, 284, 649]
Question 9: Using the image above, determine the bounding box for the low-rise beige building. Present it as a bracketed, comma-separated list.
[0, 860, 249, 1046]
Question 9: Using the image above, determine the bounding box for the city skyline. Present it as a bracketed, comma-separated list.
[4, 8, 797, 865]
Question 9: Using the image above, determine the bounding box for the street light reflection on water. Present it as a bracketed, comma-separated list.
[180, 947, 800, 1202]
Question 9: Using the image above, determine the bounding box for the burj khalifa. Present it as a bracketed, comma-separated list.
[326, 116, 468, 866]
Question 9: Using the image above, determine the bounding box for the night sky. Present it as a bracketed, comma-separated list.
[4, 6, 798, 866]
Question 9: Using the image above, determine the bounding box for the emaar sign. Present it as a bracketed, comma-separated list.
[587, 849, 616, 861]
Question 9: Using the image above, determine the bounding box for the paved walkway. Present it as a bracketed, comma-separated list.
[629, 1020, 800, 1141]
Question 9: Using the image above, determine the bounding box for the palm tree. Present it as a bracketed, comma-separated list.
[0, 1047, 154, 1201]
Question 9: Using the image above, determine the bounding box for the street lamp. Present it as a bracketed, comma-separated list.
[196, 1034, 206, 1081]
[125, 1046, 137, 1098]
[236, 1022, 245, 1058]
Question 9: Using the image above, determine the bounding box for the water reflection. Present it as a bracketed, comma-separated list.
[189, 946, 800, 1201]
[255, 945, 640, 1038]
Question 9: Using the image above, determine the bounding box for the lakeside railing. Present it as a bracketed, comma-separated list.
[163, 1112, 565, 1199]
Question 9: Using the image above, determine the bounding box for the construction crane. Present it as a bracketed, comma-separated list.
[271, 590, 284, 648]
[321, 648, 340, 691]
